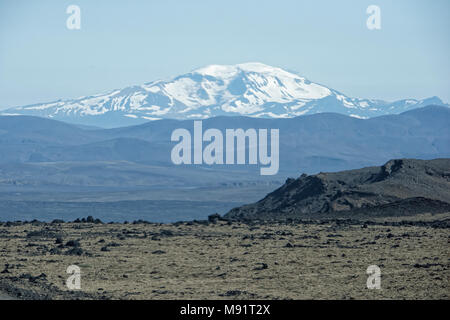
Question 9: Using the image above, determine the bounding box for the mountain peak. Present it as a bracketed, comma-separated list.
[3, 63, 447, 128]
[193, 62, 301, 79]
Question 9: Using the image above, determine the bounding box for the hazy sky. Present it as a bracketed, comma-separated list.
[0, 0, 449, 108]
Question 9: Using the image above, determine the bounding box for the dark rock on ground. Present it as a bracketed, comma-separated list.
[254, 263, 268, 271]
[65, 240, 80, 247]
[65, 247, 84, 256]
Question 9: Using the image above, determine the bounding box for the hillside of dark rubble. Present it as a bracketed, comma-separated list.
[225, 158, 450, 220]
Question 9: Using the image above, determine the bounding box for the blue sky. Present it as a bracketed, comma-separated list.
[0, 0, 449, 108]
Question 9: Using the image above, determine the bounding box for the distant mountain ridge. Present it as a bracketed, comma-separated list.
[1, 105, 449, 222]
[0, 105, 449, 190]
[2, 63, 447, 128]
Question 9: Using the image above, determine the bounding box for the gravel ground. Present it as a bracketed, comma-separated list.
[0, 214, 448, 300]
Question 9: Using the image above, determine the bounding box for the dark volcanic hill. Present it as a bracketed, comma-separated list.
[225, 158, 450, 220]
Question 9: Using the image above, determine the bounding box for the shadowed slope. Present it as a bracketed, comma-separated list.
[225, 158, 450, 220]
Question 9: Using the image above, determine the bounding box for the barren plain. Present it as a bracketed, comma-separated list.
[0, 213, 448, 300]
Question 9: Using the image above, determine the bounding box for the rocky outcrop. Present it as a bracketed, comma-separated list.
[225, 158, 450, 220]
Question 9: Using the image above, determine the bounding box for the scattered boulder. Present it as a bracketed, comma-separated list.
[208, 213, 221, 224]
[254, 263, 268, 271]
[65, 240, 80, 247]
[65, 247, 84, 256]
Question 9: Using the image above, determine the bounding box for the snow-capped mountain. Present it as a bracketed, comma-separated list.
[3, 62, 446, 127]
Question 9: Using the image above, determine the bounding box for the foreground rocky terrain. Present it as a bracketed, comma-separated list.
[0, 214, 448, 300]
[1, 158, 448, 300]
